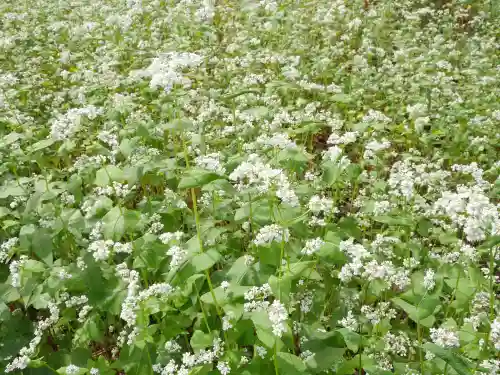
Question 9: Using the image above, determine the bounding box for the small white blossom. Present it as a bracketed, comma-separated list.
[430, 327, 460, 348]
[268, 300, 288, 337]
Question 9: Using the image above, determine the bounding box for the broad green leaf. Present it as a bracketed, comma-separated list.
[256, 327, 284, 351]
[373, 215, 414, 226]
[200, 285, 251, 305]
[188, 365, 212, 375]
[306, 347, 345, 373]
[336, 328, 361, 352]
[94, 165, 124, 186]
[162, 118, 193, 131]
[118, 341, 155, 375]
[102, 206, 139, 241]
[32, 229, 53, 265]
[276, 352, 309, 375]
[102, 206, 125, 240]
[322, 162, 341, 185]
[191, 249, 221, 272]
[29, 139, 54, 153]
[57, 367, 86, 375]
[392, 297, 439, 327]
[422, 343, 471, 375]
[226, 256, 251, 283]
[0, 132, 23, 147]
[23, 259, 46, 273]
[178, 168, 222, 189]
[0, 183, 25, 198]
[190, 330, 214, 351]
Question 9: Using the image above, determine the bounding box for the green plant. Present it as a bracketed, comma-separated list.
[0, 0, 499, 374]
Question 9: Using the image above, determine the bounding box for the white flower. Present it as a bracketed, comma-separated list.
[217, 361, 231, 375]
[268, 300, 287, 337]
[308, 195, 334, 214]
[301, 238, 324, 256]
[113, 242, 133, 254]
[138, 51, 203, 92]
[383, 332, 411, 357]
[430, 327, 460, 348]
[88, 240, 114, 261]
[159, 231, 184, 244]
[255, 345, 267, 358]
[66, 364, 80, 375]
[221, 281, 230, 290]
[78, 305, 92, 323]
[479, 359, 500, 375]
[253, 225, 290, 246]
[229, 154, 298, 207]
[490, 318, 500, 351]
[0, 237, 18, 263]
[406, 103, 427, 119]
[340, 311, 358, 331]
[244, 255, 255, 266]
[423, 269, 436, 291]
[327, 131, 358, 145]
[323, 145, 342, 162]
[239, 356, 249, 365]
[9, 258, 24, 287]
[195, 152, 226, 174]
[58, 269, 72, 280]
[300, 350, 315, 361]
[5, 356, 29, 372]
[166, 245, 187, 267]
[165, 340, 181, 353]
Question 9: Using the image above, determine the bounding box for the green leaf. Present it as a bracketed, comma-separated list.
[29, 139, 54, 153]
[23, 259, 46, 273]
[102, 206, 139, 241]
[0, 183, 25, 198]
[162, 118, 193, 131]
[95, 166, 124, 186]
[191, 249, 221, 272]
[57, 367, 86, 375]
[24, 191, 43, 214]
[256, 327, 284, 350]
[306, 347, 345, 373]
[32, 229, 53, 265]
[330, 94, 351, 103]
[322, 162, 341, 185]
[188, 365, 212, 375]
[0, 132, 23, 147]
[392, 296, 439, 327]
[226, 256, 251, 283]
[336, 328, 361, 352]
[178, 168, 222, 189]
[276, 352, 309, 375]
[422, 343, 471, 375]
[200, 285, 251, 306]
[190, 330, 214, 351]
[119, 341, 154, 375]
[373, 215, 414, 226]
[0, 207, 11, 218]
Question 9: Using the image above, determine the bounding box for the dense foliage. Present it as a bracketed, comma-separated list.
[0, 0, 499, 374]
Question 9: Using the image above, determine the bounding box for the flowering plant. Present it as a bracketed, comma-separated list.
[0, 0, 499, 374]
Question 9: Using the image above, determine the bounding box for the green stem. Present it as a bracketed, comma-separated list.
[181, 135, 227, 343]
[194, 282, 212, 332]
[43, 364, 58, 374]
[417, 319, 424, 373]
[273, 340, 280, 375]
[489, 247, 495, 321]
[444, 268, 461, 318]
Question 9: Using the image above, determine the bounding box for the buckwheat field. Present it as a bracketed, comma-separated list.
[0, 0, 499, 374]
